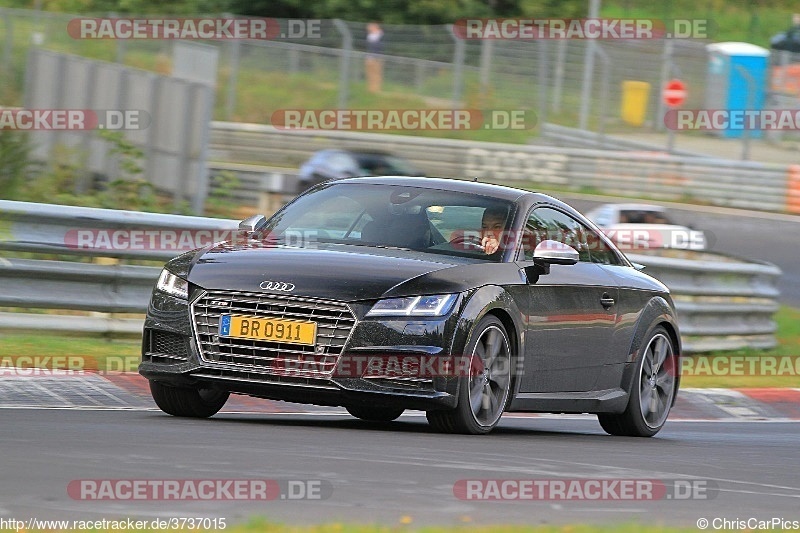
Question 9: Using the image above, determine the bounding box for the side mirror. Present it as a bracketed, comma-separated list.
[533, 240, 579, 265]
[632, 262, 646, 271]
[239, 214, 267, 233]
[525, 240, 579, 280]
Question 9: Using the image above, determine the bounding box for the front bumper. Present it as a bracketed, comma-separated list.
[139, 289, 460, 410]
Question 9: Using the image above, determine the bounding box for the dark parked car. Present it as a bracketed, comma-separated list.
[297, 149, 423, 192]
[140, 177, 681, 436]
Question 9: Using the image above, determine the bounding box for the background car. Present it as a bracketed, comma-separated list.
[297, 149, 424, 192]
[141, 177, 681, 437]
[585, 203, 707, 251]
[771, 28, 800, 53]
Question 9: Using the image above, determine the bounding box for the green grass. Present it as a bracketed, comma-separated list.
[679, 305, 800, 388]
[0, 330, 141, 372]
[2, 307, 799, 388]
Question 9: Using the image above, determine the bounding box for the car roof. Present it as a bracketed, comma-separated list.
[330, 175, 546, 202]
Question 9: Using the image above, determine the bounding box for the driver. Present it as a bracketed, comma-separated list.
[479, 205, 508, 255]
[450, 205, 509, 256]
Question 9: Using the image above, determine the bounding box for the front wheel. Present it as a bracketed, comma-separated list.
[427, 315, 513, 435]
[598, 326, 676, 437]
[149, 380, 229, 418]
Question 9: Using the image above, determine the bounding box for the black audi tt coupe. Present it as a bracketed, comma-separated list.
[140, 176, 680, 436]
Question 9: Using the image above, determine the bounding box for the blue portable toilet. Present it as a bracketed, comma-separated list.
[705, 42, 770, 138]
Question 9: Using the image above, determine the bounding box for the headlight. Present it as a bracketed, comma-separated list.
[156, 269, 189, 300]
[366, 294, 458, 317]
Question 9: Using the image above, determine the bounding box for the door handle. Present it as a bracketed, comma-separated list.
[600, 293, 615, 308]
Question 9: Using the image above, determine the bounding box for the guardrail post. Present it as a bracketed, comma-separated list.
[479, 39, 493, 97]
[595, 45, 611, 147]
[332, 19, 352, 110]
[2, 10, 12, 75]
[578, 0, 600, 131]
[191, 84, 215, 215]
[225, 34, 241, 120]
[551, 39, 567, 113]
[448, 24, 465, 107]
[735, 64, 756, 161]
[657, 39, 674, 134]
[537, 40, 549, 131]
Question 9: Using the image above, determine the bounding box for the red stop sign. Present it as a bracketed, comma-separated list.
[663, 79, 687, 107]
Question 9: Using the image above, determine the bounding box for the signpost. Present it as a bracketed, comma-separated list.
[663, 79, 687, 107]
[663, 79, 687, 153]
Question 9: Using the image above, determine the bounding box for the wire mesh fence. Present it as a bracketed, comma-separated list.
[2, 8, 799, 138]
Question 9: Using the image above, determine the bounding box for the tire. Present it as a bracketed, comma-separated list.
[149, 380, 229, 418]
[345, 404, 404, 422]
[598, 326, 677, 437]
[426, 315, 513, 435]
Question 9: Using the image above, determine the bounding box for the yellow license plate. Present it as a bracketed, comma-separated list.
[219, 315, 317, 346]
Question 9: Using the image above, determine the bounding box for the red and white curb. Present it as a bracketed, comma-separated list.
[1, 369, 799, 421]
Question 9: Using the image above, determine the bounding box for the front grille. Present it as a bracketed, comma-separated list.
[191, 290, 356, 380]
[146, 330, 189, 363]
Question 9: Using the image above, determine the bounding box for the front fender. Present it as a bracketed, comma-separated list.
[442, 284, 526, 400]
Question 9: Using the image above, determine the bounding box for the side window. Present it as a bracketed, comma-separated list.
[520, 207, 621, 265]
[583, 224, 622, 265]
[521, 207, 590, 263]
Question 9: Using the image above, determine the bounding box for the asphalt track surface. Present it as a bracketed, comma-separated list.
[1, 408, 798, 527]
[565, 197, 800, 307]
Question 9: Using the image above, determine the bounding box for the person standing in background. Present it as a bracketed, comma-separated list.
[365, 22, 385, 93]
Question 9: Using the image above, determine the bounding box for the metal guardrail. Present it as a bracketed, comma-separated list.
[627, 252, 782, 352]
[0, 200, 239, 261]
[539, 123, 711, 158]
[208, 121, 796, 214]
[0, 201, 782, 351]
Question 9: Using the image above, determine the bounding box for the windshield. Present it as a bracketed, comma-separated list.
[262, 183, 515, 261]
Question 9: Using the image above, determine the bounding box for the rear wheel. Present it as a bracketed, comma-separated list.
[427, 315, 512, 435]
[149, 380, 229, 418]
[598, 326, 676, 437]
[345, 405, 404, 422]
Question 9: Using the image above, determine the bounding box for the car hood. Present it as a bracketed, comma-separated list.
[185, 243, 472, 302]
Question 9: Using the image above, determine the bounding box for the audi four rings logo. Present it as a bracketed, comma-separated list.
[259, 280, 295, 292]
